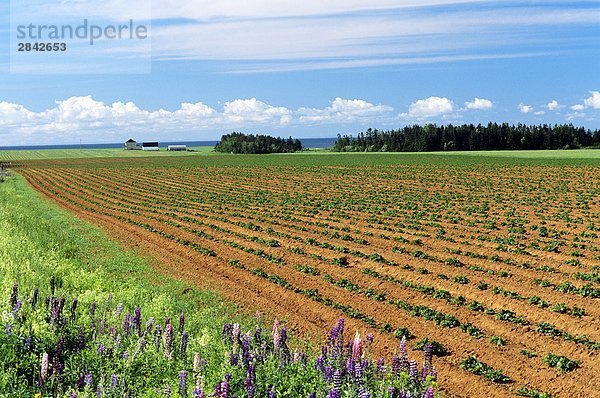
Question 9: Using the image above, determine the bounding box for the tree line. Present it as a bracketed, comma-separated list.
[214, 132, 303, 154]
[332, 123, 600, 152]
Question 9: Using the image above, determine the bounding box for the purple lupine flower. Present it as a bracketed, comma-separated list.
[25, 337, 32, 350]
[122, 351, 129, 360]
[230, 353, 239, 366]
[388, 386, 395, 398]
[50, 298, 60, 324]
[327, 389, 341, 398]
[423, 387, 434, 398]
[31, 287, 39, 308]
[133, 307, 142, 333]
[430, 367, 437, 381]
[10, 282, 18, 308]
[241, 333, 251, 367]
[358, 387, 370, 398]
[308, 393, 316, 398]
[391, 353, 400, 375]
[316, 355, 325, 372]
[164, 324, 173, 359]
[268, 387, 276, 398]
[352, 331, 363, 361]
[146, 317, 155, 334]
[193, 353, 202, 373]
[165, 316, 171, 326]
[115, 303, 124, 318]
[272, 320, 280, 351]
[70, 297, 78, 321]
[179, 370, 188, 395]
[213, 382, 222, 397]
[115, 334, 122, 352]
[333, 369, 342, 391]
[70, 391, 77, 398]
[220, 374, 231, 398]
[76, 327, 85, 352]
[366, 333, 374, 344]
[232, 323, 241, 345]
[179, 311, 185, 332]
[96, 383, 103, 397]
[423, 343, 433, 377]
[40, 352, 49, 382]
[97, 343, 105, 355]
[84, 373, 93, 388]
[154, 324, 163, 348]
[336, 318, 345, 344]
[99, 318, 106, 335]
[247, 385, 255, 398]
[90, 301, 97, 318]
[140, 337, 147, 352]
[110, 374, 118, 389]
[324, 366, 333, 382]
[409, 360, 418, 382]
[122, 311, 130, 334]
[181, 332, 188, 357]
[253, 326, 262, 346]
[53, 335, 64, 374]
[193, 386, 204, 398]
[346, 357, 355, 375]
[164, 384, 171, 398]
[376, 358, 385, 374]
[58, 296, 66, 314]
[12, 299, 22, 315]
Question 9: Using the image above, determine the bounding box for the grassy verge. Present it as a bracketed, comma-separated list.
[0, 174, 438, 397]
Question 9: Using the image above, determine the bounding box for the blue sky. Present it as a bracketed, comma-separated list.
[0, 0, 599, 145]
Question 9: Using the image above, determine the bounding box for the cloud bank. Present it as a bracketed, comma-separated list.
[1, 92, 597, 146]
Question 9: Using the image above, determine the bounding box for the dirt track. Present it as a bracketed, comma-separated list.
[18, 160, 600, 398]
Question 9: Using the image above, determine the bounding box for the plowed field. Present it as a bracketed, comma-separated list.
[16, 154, 599, 397]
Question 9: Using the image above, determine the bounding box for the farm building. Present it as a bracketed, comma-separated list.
[167, 145, 187, 151]
[123, 139, 141, 150]
[142, 142, 159, 151]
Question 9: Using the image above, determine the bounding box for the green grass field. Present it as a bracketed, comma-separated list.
[0, 146, 598, 162]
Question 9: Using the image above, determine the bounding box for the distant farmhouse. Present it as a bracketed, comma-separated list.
[123, 139, 160, 151]
[123, 139, 141, 150]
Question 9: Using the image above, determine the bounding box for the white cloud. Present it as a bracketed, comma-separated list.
[571, 104, 585, 111]
[583, 91, 600, 109]
[546, 100, 560, 111]
[518, 103, 533, 114]
[0, 96, 396, 145]
[298, 97, 393, 123]
[566, 112, 586, 121]
[534, 111, 545, 115]
[222, 98, 292, 126]
[465, 98, 493, 110]
[408, 96, 454, 118]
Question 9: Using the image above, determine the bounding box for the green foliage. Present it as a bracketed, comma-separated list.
[517, 387, 554, 397]
[490, 336, 506, 346]
[414, 338, 449, 357]
[332, 124, 599, 152]
[215, 132, 302, 154]
[543, 353, 579, 373]
[520, 350, 538, 358]
[460, 356, 511, 383]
